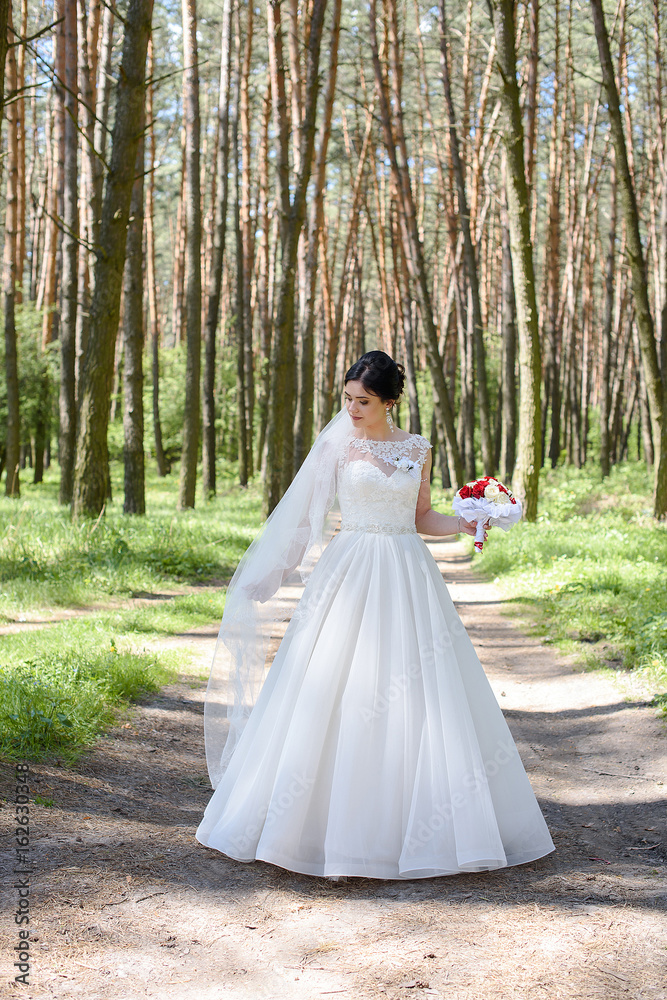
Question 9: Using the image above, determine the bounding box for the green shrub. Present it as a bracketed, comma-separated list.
[0, 642, 174, 762]
[472, 460, 667, 707]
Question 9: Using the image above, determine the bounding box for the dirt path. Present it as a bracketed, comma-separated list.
[2, 536, 666, 1000]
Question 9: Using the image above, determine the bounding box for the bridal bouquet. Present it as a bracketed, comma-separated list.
[453, 476, 522, 552]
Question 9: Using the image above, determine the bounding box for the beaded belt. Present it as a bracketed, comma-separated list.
[339, 523, 416, 534]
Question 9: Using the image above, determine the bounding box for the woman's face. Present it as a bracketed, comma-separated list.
[344, 380, 392, 430]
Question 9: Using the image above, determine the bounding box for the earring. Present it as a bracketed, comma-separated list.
[386, 407, 395, 433]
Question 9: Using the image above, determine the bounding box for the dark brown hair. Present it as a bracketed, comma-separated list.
[344, 351, 406, 405]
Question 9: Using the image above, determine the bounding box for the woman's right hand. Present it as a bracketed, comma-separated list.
[459, 517, 489, 542]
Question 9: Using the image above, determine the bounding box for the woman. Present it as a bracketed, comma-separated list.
[196, 351, 554, 879]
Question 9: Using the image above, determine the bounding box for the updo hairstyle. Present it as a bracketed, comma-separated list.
[344, 351, 406, 407]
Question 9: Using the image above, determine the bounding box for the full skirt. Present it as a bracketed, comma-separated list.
[196, 531, 555, 879]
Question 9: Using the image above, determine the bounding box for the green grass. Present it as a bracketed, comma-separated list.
[465, 461, 667, 714]
[0, 640, 180, 763]
[0, 457, 264, 762]
[0, 459, 263, 616]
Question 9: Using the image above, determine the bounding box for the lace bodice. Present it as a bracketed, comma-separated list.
[337, 433, 432, 533]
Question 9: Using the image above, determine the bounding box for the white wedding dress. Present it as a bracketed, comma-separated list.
[196, 432, 555, 879]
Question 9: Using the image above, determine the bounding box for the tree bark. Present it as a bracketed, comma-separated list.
[41, 17, 64, 349]
[542, 0, 562, 469]
[72, 0, 154, 518]
[58, 0, 78, 505]
[170, 130, 186, 347]
[600, 153, 616, 478]
[294, 0, 342, 472]
[15, 0, 26, 298]
[255, 86, 272, 472]
[266, 0, 291, 245]
[439, 0, 493, 475]
[524, 0, 539, 232]
[177, 0, 202, 510]
[232, 6, 249, 487]
[122, 127, 146, 514]
[202, 0, 232, 497]
[265, 0, 328, 513]
[3, 0, 19, 496]
[91, 0, 114, 254]
[239, 0, 254, 480]
[145, 36, 169, 477]
[500, 203, 517, 483]
[369, 0, 463, 487]
[320, 104, 373, 425]
[490, 0, 542, 521]
[589, 0, 667, 518]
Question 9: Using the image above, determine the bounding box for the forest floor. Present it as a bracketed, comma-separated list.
[1, 534, 666, 1000]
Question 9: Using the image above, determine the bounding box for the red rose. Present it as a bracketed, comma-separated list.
[498, 484, 509, 494]
[458, 484, 473, 499]
[510, 497, 517, 505]
[472, 481, 486, 499]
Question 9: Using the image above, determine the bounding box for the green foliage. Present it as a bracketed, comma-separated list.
[0, 303, 54, 454]
[0, 459, 262, 614]
[108, 343, 190, 462]
[0, 641, 175, 763]
[474, 461, 667, 709]
[0, 453, 264, 761]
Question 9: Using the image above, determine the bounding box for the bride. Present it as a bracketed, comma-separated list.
[196, 351, 555, 879]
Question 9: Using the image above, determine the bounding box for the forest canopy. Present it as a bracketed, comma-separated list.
[1, 0, 667, 519]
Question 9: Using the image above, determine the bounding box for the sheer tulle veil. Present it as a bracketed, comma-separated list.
[203, 405, 353, 787]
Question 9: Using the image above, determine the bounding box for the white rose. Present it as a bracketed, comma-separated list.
[484, 483, 501, 501]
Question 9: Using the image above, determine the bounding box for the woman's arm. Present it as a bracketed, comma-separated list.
[414, 448, 486, 539]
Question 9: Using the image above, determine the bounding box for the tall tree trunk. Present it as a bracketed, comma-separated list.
[542, 0, 562, 469]
[91, 0, 114, 253]
[145, 37, 169, 476]
[170, 130, 186, 346]
[589, 0, 667, 518]
[369, 0, 463, 487]
[656, 0, 667, 385]
[439, 0, 493, 475]
[500, 204, 517, 482]
[320, 104, 373, 425]
[75, 0, 99, 409]
[33, 373, 50, 485]
[58, 0, 78, 504]
[265, 0, 328, 513]
[266, 0, 291, 245]
[177, 0, 202, 510]
[600, 154, 616, 478]
[294, 0, 342, 471]
[72, 0, 154, 518]
[202, 0, 232, 497]
[122, 127, 145, 514]
[3, 1, 19, 496]
[239, 0, 254, 480]
[255, 86, 272, 472]
[490, 0, 542, 520]
[15, 0, 26, 297]
[232, 7, 249, 487]
[41, 20, 63, 348]
[398, 235, 421, 434]
[524, 0, 539, 238]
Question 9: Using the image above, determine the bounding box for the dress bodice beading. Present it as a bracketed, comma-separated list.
[337, 433, 432, 534]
